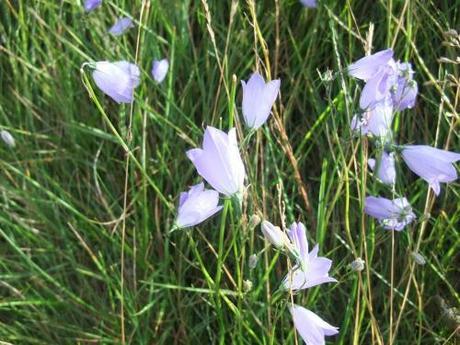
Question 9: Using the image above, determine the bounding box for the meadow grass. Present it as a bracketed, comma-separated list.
[0, 0, 459, 344]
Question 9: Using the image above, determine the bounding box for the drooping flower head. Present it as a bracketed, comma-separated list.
[290, 305, 339, 345]
[401, 145, 460, 196]
[84, 0, 102, 12]
[186, 127, 246, 197]
[175, 182, 222, 228]
[282, 222, 336, 291]
[109, 17, 134, 36]
[300, 0, 317, 8]
[260, 220, 292, 250]
[91, 61, 140, 103]
[392, 62, 418, 111]
[241, 72, 280, 129]
[151, 59, 169, 83]
[364, 196, 415, 231]
[368, 151, 396, 185]
[350, 97, 394, 139]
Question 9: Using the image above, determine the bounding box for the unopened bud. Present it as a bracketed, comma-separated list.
[248, 254, 258, 269]
[261, 220, 291, 249]
[350, 257, 365, 271]
[1, 130, 15, 148]
[243, 279, 253, 292]
[248, 214, 261, 229]
[411, 252, 426, 265]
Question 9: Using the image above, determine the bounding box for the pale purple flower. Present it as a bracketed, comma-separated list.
[364, 196, 415, 231]
[300, 0, 317, 8]
[261, 221, 291, 250]
[175, 182, 222, 228]
[1, 130, 15, 148]
[351, 97, 394, 138]
[401, 145, 460, 195]
[392, 62, 418, 111]
[282, 222, 336, 291]
[290, 305, 339, 345]
[151, 59, 169, 83]
[368, 151, 396, 185]
[186, 127, 246, 197]
[84, 0, 102, 12]
[241, 72, 280, 129]
[109, 17, 134, 36]
[348, 49, 394, 80]
[92, 61, 140, 103]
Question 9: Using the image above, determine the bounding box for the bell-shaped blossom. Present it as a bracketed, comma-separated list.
[186, 127, 246, 197]
[151, 59, 169, 83]
[300, 0, 317, 8]
[175, 183, 222, 228]
[347, 49, 398, 109]
[92, 61, 140, 103]
[84, 0, 102, 11]
[290, 305, 339, 345]
[260, 221, 291, 250]
[282, 222, 336, 291]
[401, 145, 460, 196]
[1, 130, 16, 148]
[392, 62, 417, 111]
[351, 97, 394, 138]
[109, 17, 134, 36]
[348, 49, 394, 80]
[241, 72, 280, 129]
[364, 196, 415, 231]
[368, 151, 396, 185]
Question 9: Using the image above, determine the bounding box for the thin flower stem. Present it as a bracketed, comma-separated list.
[389, 229, 395, 344]
[215, 198, 231, 344]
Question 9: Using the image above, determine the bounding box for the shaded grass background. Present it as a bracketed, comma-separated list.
[0, 0, 459, 344]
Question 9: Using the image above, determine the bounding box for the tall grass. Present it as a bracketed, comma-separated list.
[0, 0, 459, 344]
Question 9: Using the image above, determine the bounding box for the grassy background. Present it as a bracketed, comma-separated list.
[1, 0, 459, 344]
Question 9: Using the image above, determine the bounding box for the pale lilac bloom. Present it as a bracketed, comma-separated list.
[241, 72, 280, 129]
[175, 182, 222, 228]
[351, 97, 394, 138]
[186, 127, 246, 197]
[92, 61, 140, 103]
[348, 49, 394, 80]
[392, 62, 418, 111]
[109, 17, 134, 36]
[290, 305, 339, 345]
[282, 222, 336, 291]
[300, 0, 317, 8]
[151, 59, 169, 83]
[84, 0, 102, 12]
[368, 151, 396, 185]
[260, 220, 291, 250]
[364, 196, 415, 231]
[401, 145, 460, 196]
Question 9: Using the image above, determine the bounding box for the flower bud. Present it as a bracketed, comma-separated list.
[1, 130, 15, 148]
[248, 254, 258, 270]
[350, 257, 365, 271]
[243, 279, 253, 292]
[261, 220, 291, 249]
[410, 252, 426, 265]
[248, 214, 261, 229]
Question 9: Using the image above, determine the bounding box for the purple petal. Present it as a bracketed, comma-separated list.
[365, 196, 415, 231]
[290, 305, 339, 345]
[92, 61, 140, 103]
[368, 151, 396, 185]
[151, 59, 169, 83]
[359, 64, 396, 109]
[84, 0, 102, 11]
[241, 73, 280, 129]
[300, 0, 317, 7]
[348, 49, 394, 80]
[109, 17, 134, 36]
[402, 145, 460, 195]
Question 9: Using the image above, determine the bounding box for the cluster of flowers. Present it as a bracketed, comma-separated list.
[171, 71, 338, 344]
[84, 0, 169, 103]
[347, 49, 460, 230]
